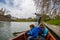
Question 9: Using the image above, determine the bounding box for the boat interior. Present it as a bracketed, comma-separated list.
[11, 31, 56, 40]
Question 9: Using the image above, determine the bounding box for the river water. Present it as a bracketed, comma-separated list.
[0, 21, 37, 40]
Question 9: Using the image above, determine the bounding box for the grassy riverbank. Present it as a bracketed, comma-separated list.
[16, 19, 37, 22]
[46, 19, 60, 26]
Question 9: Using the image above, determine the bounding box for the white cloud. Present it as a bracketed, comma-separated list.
[0, 0, 36, 18]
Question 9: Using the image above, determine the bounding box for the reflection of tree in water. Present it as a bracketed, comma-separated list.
[0, 21, 4, 27]
[0, 22, 11, 27]
[0, 22, 13, 40]
[4, 22, 13, 39]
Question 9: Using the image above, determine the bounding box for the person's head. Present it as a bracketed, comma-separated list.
[39, 23, 45, 28]
[29, 24, 34, 30]
[35, 13, 36, 14]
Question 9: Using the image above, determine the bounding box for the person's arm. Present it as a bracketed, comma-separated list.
[35, 13, 38, 15]
[28, 29, 34, 36]
[35, 13, 40, 16]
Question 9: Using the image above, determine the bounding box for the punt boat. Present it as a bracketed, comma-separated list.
[10, 30, 56, 40]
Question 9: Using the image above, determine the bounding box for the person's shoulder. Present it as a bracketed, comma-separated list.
[45, 28, 49, 31]
[33, 26, 39, 30]
[34, 26, 38, 29]
[45, 27, 47, 29]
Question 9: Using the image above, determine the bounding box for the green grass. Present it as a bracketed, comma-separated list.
[46, 19, 60, 26]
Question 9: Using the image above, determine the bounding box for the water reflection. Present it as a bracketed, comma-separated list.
[0, 21, 36, 40]
[0, 21, 12, 40]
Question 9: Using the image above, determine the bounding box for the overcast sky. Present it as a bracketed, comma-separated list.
[0, 0, 36, 18]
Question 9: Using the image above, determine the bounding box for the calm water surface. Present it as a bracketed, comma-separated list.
[0, 21, 37, 40]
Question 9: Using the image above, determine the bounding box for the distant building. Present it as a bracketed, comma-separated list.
[0, 8, 13, 21]
[27, 17, 33, 20]
[0, 8, 5, 15]
[5, 14, 11, 18]
[11, 17, 18, 20]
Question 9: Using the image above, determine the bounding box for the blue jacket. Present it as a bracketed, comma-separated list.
[42, 28, 48, 37]
[28, 26, 41, 37]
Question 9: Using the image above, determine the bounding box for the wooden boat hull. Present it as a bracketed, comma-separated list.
[10, 31, 56, 40]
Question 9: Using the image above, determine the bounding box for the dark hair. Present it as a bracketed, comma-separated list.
[30, 24, 34, 28]
[35, 13, 36, 14]
[40, 23, 44, 28]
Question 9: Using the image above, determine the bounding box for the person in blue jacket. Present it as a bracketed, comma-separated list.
[40, 23, 49, 38]
[42, 28, 48, 37]
[27, 24, 42, 40]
